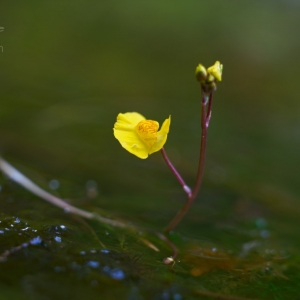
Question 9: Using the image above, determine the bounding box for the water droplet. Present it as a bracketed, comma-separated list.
[54, 236, 62, 243]
[30, 236, 42, 245]
[86, 260, 100, 268]
[0, 230, 4, 234]
[60, 225, 66, 229]
[161, 291, 170, 300]
[173, 293, 182, 300]
[90, 249, 97, 254]
[109, 268, 125, 280]
[80, 251, 86, 255]
[13, 217, 20, 224]
[49, 179, 60, 190]
[101, 249, 109, 254]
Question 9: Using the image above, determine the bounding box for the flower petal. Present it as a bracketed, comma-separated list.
[114, 129, 149, 159]
[114, 112, 145, 131]
[113, 113, 149, 159]
[149, 116, 171, 154]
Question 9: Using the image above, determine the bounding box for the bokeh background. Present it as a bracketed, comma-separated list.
[1, 1, 300, 299]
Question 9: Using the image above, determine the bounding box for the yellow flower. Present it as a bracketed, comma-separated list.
[113, 112, 171, 159]
[207, 61, 223, 82]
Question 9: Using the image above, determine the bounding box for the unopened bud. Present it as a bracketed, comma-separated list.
[206, 73, 215, 83]
[195, 64, 207, 83]
[204, 81, 217, 93]
[207, 61, 223, 82]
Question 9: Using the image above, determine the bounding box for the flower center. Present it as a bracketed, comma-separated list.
[135, 120, 159, 149]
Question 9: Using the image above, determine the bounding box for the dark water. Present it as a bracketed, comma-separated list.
[1, 1, 300, 299]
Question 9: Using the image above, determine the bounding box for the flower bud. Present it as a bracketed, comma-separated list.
[204, 81, 217, 93]
[195, 64, 207, 83]
[207, 61, 223, 82]
[206, 73, 215, 83]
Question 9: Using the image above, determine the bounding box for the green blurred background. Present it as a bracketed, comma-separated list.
[1, 1, 300, 299]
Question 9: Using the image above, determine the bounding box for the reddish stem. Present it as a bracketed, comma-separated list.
[163, 90, 213, 234]
[206, 92, 213, 127]
[161, 148, 192, 197]
[155, 232, 178, 262]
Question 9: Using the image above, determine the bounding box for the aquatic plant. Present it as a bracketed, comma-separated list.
[0, 61, 223, 262]
[113, 61, 223, 234]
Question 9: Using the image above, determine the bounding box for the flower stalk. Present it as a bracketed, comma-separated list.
[162, 61, 222, 233]
[112, 61, 222, 235]
[161, 147, 192, 197]
[163, 90, 213, 233]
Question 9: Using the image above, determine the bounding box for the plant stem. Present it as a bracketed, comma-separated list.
[0, 157, 131, 229]
[163, 90, 213, 234]
[193, 91, 213, 197]
[155, 232, 178, 262]
[161, 147, 192, 197]
[0, 157, 181, 259]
